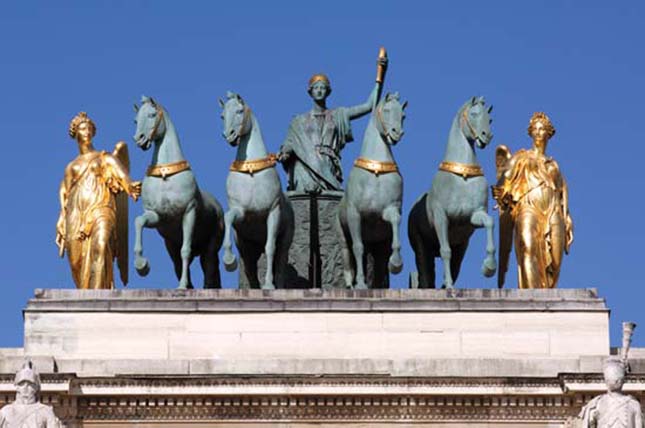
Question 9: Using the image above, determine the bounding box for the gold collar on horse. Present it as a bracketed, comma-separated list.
[439, 161, 484, 178]
[230, 154, 277, 175]
[146, 160, 191, 179]
[354, 157, 399, 176]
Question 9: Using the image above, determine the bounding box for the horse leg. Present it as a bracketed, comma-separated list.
[163, 238, 182, 279]
[133, 210, 160, 276]
[411, 238, 432, 289]
[177, 201, 197, 289]
[337, 209, 354, 289]
[431, 207, 454, 288]
[274, 217, 293, 289]
[382, 206, 403, 274]
[427, 252, 436, 289]
[449, 241, 468, 285]
[222, 207, 242, 272]
[239, 240, 261, 289]
[262, 203, 281, 290]
[274, 240, 288, 289]
[409, 218, 434, 289]
[373, 244, 390, 289]
[200, 235, 221, 289]
[346, 203, 367, 289]
[470, 209, 496, 277]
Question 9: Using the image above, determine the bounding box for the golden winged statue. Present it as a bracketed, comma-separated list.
[55, 112, 141, 289]
[492, 112, 573, 289]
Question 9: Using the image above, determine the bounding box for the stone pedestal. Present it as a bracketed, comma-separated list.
[238, 191, 344, 289]
[283, 191, 345, 289]
[239, 191, 382, 289]
[24, 289, 609, 363]
[4, 288, 637, 427]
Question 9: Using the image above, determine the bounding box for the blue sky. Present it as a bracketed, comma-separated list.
[0, 1, 643, 347]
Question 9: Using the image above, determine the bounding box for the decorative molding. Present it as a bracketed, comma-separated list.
[75, 394, 581, 422]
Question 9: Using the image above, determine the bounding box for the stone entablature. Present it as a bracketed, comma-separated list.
[0, 373, 643, 426]
[0, 288, 630, 427]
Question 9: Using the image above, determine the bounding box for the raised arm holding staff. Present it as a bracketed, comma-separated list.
[278, 47, 389, 193]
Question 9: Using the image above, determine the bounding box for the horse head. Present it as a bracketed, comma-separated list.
[133, 96, 166, 151]
[219, 91, 252, 146]
[375, 92, 407, 145]
[460, 96, 493, 149]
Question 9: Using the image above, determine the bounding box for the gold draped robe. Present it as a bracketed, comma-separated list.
[495, 148, 573, 289]
[56, 147, 130, 289]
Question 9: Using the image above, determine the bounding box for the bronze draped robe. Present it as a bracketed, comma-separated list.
[281, 107, 353, 192]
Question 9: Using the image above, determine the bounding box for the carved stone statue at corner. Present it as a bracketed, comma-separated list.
[578, 322, 643, 428]
[0, 362, 62, 428]
[493, 112, 573, 289]
[56, 112, 141, 289]
[278, 49, 388, 193]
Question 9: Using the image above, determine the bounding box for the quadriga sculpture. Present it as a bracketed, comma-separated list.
[408, 96, 496, 289]
[219, 92, 294, 290]
[337, 92, 407, 289]
[132, 96, 224, 289]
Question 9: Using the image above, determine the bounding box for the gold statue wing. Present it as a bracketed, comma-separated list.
[495, 145, 512, 181]
[494, 145, 513, 288]
[113, 141, 129, 287]
[497, 203, 513, 288]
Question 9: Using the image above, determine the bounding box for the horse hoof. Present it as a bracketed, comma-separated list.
[482, 259, 497, 278]
[388, 260, 403, 275]
[177, 281, 194, 290]
[355, 282, 368, 290]
[223, 254, 238, 272]
[262, 282, 275, 290]
[135, 257, 150, 277]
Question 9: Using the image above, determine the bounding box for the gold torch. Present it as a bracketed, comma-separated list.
[376, 46, 388, 84]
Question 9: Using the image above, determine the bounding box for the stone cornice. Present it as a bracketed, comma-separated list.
[26, 288, 607, 313]
[3, 373, 644, 395]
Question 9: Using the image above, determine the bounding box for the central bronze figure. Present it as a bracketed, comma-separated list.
[278, 49, 388, 192]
